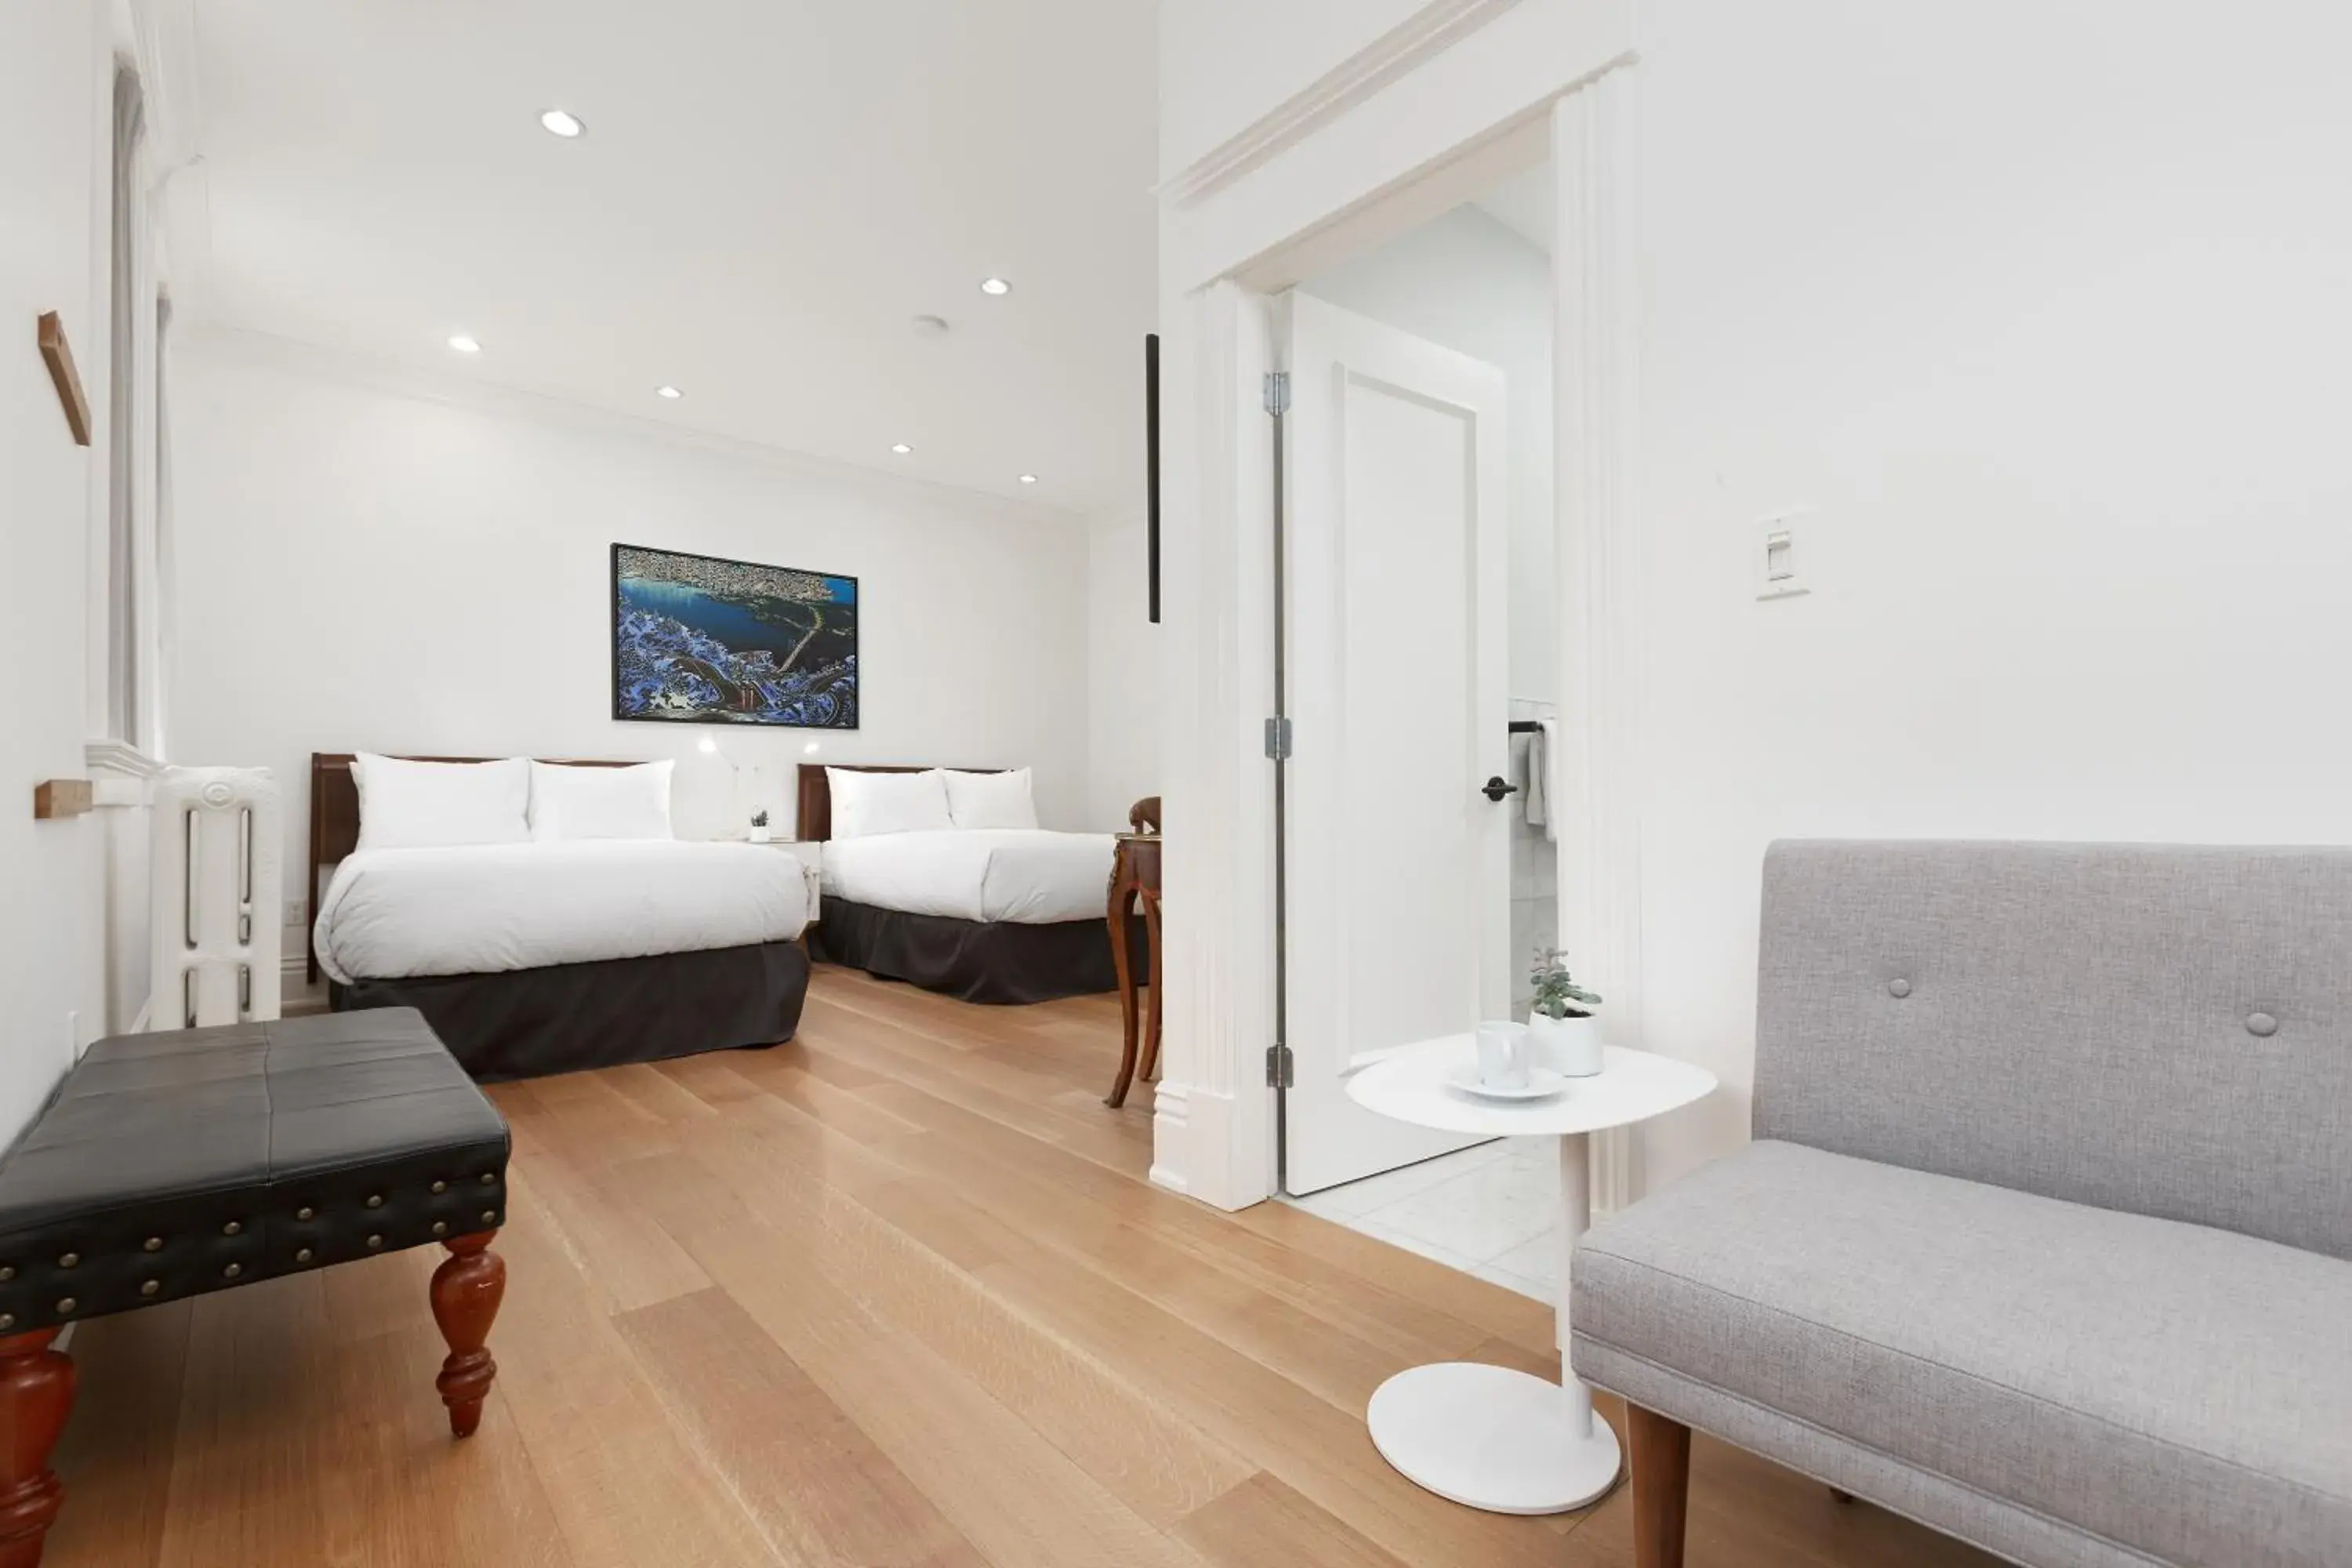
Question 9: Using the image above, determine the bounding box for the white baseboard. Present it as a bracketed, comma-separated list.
[1153, 1082, 1270, 1211]
[279, 953, 328, 1016]
[1148, 1080, 1191, 1195]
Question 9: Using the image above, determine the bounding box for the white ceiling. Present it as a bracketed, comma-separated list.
[179, 1, 1157, 514]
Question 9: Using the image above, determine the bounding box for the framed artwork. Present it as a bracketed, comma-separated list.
[612, 543, 859, 728]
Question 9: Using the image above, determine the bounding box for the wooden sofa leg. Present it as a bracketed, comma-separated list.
[1628, 1403, 1691, 1568]
[430, 1232, 506, 1438]
[0, 1329, 74, 1568]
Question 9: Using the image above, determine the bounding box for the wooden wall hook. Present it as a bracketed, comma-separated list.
[37, 313, 92, 447]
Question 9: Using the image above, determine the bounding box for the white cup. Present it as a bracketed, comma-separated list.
[1475, 1020, 1532, 1091]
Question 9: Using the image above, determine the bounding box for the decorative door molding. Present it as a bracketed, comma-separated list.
[1550, 64, 1646, 1215]
[1159, 0, 1528, 207]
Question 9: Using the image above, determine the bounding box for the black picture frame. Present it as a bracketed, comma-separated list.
[610, 541, 862, 730]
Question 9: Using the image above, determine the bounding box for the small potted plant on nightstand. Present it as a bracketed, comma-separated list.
[1528, 949, 1604, 1076]
[749, 809, 771, 845]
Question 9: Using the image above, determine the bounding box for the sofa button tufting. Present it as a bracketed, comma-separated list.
[431, 1221, 448, 1236]
[56, 1299, 75, 1316]
[2247, 1011, 2279, 1037]
[366, 1194, 383, 1209]
[296, 1248, 314, 1265]
[222, 1221, 241, 1236]
[481, 1210, 498, 1225]
[430, 1180, 448, 1195]
[296, 1206, 314, 1221]
[56, 1253, 78, 1269]
[0, 1314, 13, 1330]
[223, 1263, 241, 1279]
[367, 1234, 384, 1250]
[1, 1267, 16, 1283]
[480, 1173, 496, 1185]
[140, 1279, 160, 1298]
[1889, 978, 1912, 999]
[143, 1236, 163, 1252]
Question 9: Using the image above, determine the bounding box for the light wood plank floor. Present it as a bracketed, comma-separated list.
[44, 967, 1998, 1567]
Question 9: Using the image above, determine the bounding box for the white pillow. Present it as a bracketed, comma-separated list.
[943, 768, 1039, 830]
[528, 759, 675, 841]
[351, 754, 530, 851]
[827, 767, 951, 838]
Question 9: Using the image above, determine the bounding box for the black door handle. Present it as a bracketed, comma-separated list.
[1481, 775, 1519, 802]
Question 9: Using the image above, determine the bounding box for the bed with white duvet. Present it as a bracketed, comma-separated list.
[310, 750, 818, 1082]
[819, 829, 1111, 925]
[316, 840, 817, 985]
[802, 764, 1138, 1004]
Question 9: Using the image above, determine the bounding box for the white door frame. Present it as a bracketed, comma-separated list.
[1151, 7, 1645, 1213]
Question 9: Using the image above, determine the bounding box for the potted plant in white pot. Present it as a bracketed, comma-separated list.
[1528, 949, 1603, 1076]
[748, 808, 771, 845]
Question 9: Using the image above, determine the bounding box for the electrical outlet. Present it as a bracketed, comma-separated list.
[285, 899, 307, 927]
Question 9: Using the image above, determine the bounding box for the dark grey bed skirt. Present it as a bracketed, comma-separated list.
[811, 897, 1136, 1005]
[331, 939, 811, 1082]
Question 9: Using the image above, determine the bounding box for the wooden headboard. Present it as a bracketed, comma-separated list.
[306, 752, 637, 981]
[794, 763, 1007, 842]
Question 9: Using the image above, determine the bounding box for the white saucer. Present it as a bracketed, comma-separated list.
[1446, 1065, 1569, 1102]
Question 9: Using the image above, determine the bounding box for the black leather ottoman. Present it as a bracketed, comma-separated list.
[0, 1008, 510, 1566]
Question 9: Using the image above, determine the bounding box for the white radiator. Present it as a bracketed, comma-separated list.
[149, 767, 281, 1029]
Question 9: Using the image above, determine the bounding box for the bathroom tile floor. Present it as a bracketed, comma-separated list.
[1283, 1138, 1561, 1302]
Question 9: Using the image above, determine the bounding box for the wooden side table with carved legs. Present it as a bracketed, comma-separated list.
[1105, 827, 1163, 1109]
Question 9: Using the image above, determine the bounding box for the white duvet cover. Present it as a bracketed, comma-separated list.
[315, 840, 816, 984]
[821, 829, 1114, 924]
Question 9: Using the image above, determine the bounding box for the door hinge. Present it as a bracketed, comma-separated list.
[1264, 715, 1293, 760]
[1262, 371, 1290, 417]
[1265, 1043, 1294, 1089]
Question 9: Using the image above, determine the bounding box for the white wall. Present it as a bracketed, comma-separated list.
[1628, 0, 2352, 1184]
[1, 0, 112, 1141]
[1086, 506, 1161, 828]
[1158, 0, 2352, 1200]
[170, 337, 1093, 974]
[1301, 203, 1555, 704]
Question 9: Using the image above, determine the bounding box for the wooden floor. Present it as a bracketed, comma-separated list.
[44, 967, 1998, 1568]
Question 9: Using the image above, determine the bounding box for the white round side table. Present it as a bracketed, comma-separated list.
[1346, 1038, 1716, 1515]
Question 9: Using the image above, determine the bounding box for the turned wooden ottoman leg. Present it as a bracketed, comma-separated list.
[0, 1330, 74, 1568]
[430, 1232, 506, 1438]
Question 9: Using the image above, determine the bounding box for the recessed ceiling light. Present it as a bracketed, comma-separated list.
[979, 277, 1011, 296]
[655, 385, 682, 399]
[890, 442, 913, 455]
[1018, 474, 1038, 485]
[540, 109, 585, 138]
[447, 334, 481, 354]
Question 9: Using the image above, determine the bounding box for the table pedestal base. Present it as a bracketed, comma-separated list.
[1365, 1362, 1621, 1515]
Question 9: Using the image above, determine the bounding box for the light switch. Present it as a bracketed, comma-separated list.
[1756, 513, 1811, 601]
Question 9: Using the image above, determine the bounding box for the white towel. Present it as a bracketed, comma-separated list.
[1523, 719, 1558, 842]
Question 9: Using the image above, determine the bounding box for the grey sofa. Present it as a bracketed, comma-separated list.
[1570, 841, 2352, 1568]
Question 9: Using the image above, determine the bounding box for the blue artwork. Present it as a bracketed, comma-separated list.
[612, 543, 858, 729]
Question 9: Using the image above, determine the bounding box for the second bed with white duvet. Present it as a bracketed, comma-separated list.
[819, 829, 1115, 924]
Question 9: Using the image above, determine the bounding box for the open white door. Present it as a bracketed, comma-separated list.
[1279, 291, 1512, 1196]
